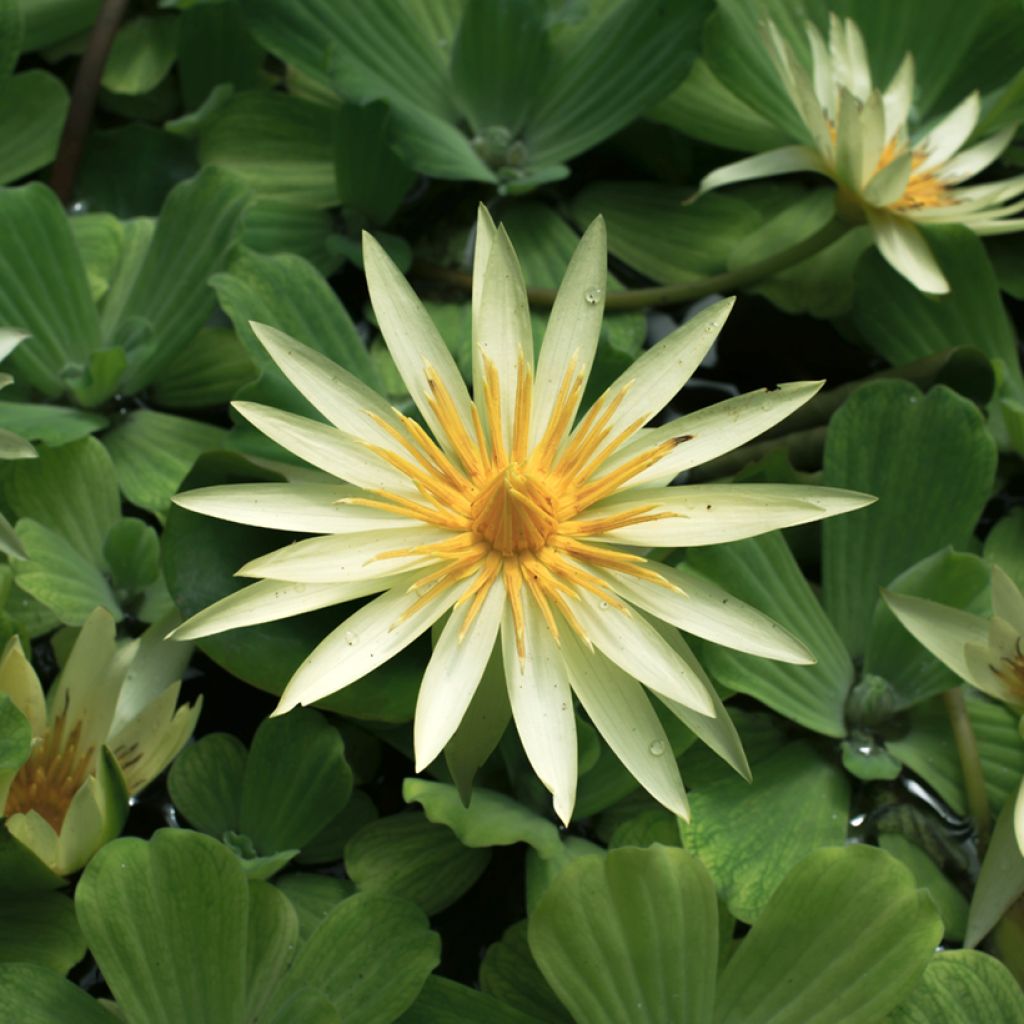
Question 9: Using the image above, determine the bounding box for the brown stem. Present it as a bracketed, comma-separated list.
[943, 687, 992, 852]
[414, 218, 850, 311]
[49, 0, 131, 204]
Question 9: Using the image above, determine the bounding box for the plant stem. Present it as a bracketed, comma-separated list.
[49, 0, 131, 204]
[414, 217, 850, 310]
[942, 687, 992, 851]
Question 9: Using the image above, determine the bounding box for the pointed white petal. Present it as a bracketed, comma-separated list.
[473, 226, 533, 452]
[530, 217, 606, 448]
[605, 562, 814, 665]
[236, 526, 448, 582]
[471, 204, 497, 345]
[561, 631, 689, 819]
[964, 217, 1024, 236]
[580, 298, 735, 450]
[275, 576, 467, 714]
[363, 232, 475, 456]
[649, 619, 750, 781]
[992, 566, 1024, 637]
[501, 597, 577, 824]
[1014, 778, 1024, 858]
[249, 323, 406, 452]
[50, 608, 121, 758]
[835, 16, 872, 101]
[834, 87, 866, 188]
[864, 150, 913, 207]
[173, 483, 411, 534]
[414, 576, 505, 771]
[764, 22, 831, 150]
[0, 636, 46, 737]
[866, 209, 949, 293]
[601, 380, 824, 489]
[916, 92, 981, 173]
[579, 483, 875, 546]
[882, 54, 915, 141]
[805, 21, 834, 117]
[232, 402, 415, 494]
[938, 127, 1016, 184]
[964, 637, 1023, 706]
[698, 146, 825, 197]
[882, 589, 989, 684]
[858, 90, 887, 184]
[171, 576, 410, 641]
[572, 591, 716, 716]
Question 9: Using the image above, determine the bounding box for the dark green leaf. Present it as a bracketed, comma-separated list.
[0, 891, 84, 973]
[0, 963, 112, 1024]
[167, 732, 247, 836]
[345, 811, 489, 916]
[822, 382, 996, 656]
[398, 975, 545, 1024]
[0, 72, 69, 186]
[240, 707, 353, 854]
[715, 845, 943, 1024]
[76, 830, 250, 1024]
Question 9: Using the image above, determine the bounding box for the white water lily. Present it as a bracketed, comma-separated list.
[0, 608, 200, 875]
[698, 14, 1024, 294]
[173, 208, 873, 823]
[884, 565, 1024, 853]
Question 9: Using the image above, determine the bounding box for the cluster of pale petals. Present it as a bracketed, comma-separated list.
[0, 609, 199, 875]
[885, 566, 1024, 854]
[698, 14, 1024, 295]
[172, 208, 873, 823]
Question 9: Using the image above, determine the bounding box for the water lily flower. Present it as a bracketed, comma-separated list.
[0, 608, 200, 875]
[172, 209, 872, 823]
[884, 565, 1024, 852]
[698, 14, 1024, 294]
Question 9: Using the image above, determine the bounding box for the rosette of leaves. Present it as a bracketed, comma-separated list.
[0, 828, 440, 1023]
[0, 168, 249, 514]
[238, 0, 707, 194]
[445, 844, 1021, 1024]
[2, 437, 172, 633]
[648, 379, 1015, 942]
[167, 707, 364, 879]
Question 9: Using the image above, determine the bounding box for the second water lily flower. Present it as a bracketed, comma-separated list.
[172, 208, 873, 823]
[0, 608, 201, 875]
[885, 565, 1024, 853]
[698, 15, 1024, 294]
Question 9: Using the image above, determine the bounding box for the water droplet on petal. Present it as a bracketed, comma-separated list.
[648, 740, 665, 757]
[344, 630, 357, 645]
[584, 287, 603, 305]
[598, 600, 610, 610]
[294, 583, 306, 594]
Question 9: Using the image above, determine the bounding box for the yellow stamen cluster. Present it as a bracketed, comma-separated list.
[876, 139, 953, 211]
[994, 637, 1024, 702]
[4, 716, 94, 832]
[349, 356, 687, 656]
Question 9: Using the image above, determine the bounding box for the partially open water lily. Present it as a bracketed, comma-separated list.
[173, 208, 873, 822]
[0, 608, 200, 875]
[885, 565, 1024, 853]
[698, 14, 1024, 294]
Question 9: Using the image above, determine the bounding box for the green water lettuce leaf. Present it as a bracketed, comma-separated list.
[885, 950, 1024, 1023]
[168, 707, 353, 874]
[686, 533, 853, 737]
[344, 811, 489, 916]
[822, 382, 996, 657]
[398, 975, 545, 1024]
[680, 741, 849, 923]
[529, 845, 717, 1024]
[0, 963, 113, 1024]
[0, 891, 84, 973]
[0, 71, 69, 186]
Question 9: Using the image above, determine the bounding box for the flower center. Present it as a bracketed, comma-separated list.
[3, 716, 94, 833]
[471, 464, 557, 555]
[875, 139, 953, 211]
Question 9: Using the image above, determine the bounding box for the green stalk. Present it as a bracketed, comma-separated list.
[942, 687, 992, 851]
[414, 217, 850, 310]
